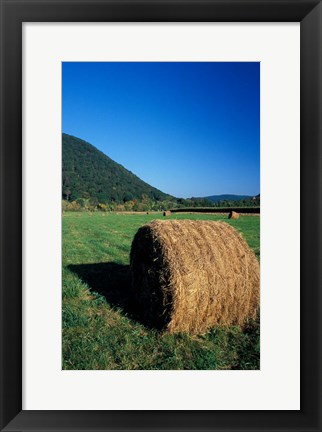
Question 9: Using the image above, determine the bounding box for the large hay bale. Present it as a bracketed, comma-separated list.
[130, 220, 259, 334]
[228, 211, 239, 220]
[163, 210, 171, 217]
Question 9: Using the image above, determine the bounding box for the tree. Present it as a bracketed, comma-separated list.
[62, 187, 71, 201]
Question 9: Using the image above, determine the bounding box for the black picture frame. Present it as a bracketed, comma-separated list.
[0, 0, 321, 431]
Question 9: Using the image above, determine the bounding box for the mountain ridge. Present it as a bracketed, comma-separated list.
[62, 133, 259, 209]
[204, 194, 255, 203]
[62, 133, 172, 203]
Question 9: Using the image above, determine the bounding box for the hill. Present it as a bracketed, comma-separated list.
[205, 194, 253, 203]
[62, 133, 172, 203]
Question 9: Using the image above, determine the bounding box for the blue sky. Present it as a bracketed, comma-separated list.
[62, 62, 260, 198]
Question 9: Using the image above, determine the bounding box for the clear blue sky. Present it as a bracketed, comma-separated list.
[62, 62, 260, 198]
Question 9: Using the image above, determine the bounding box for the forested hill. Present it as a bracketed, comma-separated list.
[62, 133, 172, 203]
[205, 194, 252, 203]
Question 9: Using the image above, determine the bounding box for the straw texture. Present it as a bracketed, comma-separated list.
[130, 220, 260, 334]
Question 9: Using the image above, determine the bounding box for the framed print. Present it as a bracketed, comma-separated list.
[0, 0, 321, 431]
[24, 24, 296, 408]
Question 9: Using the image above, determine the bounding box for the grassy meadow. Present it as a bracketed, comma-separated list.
[63, 212, 260, 370]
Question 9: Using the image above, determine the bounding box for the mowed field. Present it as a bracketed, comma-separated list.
[63, 212, 260, 370]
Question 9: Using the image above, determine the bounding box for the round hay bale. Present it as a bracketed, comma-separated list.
[130, 219, 259, 334]
[228, 211, 239, 220]
[163, 210, 171, 217]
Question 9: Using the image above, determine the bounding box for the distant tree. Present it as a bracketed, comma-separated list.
[123, 192, 134, 203]
[89, 197, 99, 207]
[76, 198, 85, 208]
[62, 187, 71, 201]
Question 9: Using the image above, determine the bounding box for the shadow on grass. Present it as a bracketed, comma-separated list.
[68, 262, 152, 327]
[232, 313, 260, 370]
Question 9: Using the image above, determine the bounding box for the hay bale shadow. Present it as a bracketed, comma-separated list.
[232, 312, 260, 370]
[67, 262, 155, 328]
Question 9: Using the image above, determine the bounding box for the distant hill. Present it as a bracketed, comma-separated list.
[205, 194, 253, 203]
[62, 133, 172, 203]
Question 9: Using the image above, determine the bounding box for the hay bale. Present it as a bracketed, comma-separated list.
[130, 220, 259, 334]
[228, 211, 239, 220]
[163, 210, 171, 217]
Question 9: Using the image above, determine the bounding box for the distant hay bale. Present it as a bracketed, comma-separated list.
[130, 220, 259, 334]
[163, 210, 171, 217]
[228, 211, 239, 220]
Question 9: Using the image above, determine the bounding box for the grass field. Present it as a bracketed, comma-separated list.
[63, 212, 260, 370]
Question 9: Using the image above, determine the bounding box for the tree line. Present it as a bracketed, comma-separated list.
[62, 194, 260, 212]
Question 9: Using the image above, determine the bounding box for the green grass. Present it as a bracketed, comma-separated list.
[62, 212, 260, 370]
